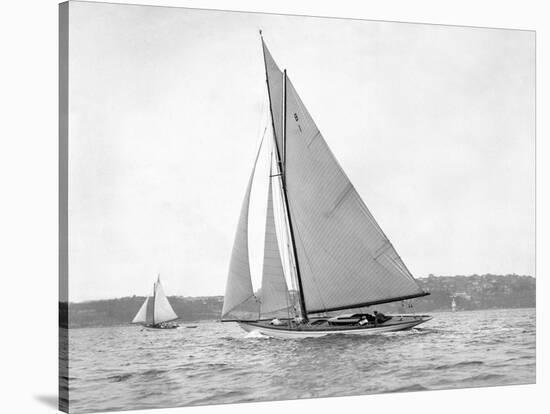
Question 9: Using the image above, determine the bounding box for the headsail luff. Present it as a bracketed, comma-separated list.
[283, 76, 428, 313]
[153, 278, 178, 323]
[259, 172, 291, 319]
[221, 139, 265, 320]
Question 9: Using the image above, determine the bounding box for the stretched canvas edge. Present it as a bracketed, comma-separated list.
[59, 1, 70, 413]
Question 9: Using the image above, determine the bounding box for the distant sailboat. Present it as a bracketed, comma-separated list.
[451, 297, 457, 312]
[132, 275, 179, 329]
[221, 32, 432, 339]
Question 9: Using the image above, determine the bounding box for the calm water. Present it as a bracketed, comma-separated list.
[67, 308, 535, 413]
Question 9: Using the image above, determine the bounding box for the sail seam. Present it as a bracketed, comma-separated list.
[306, 130, 321, 148]
[221, 294, 258, 319]
[329, 183, 354, 216]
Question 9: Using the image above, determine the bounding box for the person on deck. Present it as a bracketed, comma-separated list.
[359, 313, 375, 325]
[373, 310, 390, 325]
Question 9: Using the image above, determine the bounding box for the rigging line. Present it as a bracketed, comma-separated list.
[253, 91, 269, 153]
[278, 190, 298, 312]
[282, 70, 308, 321]
[270, 152, 294, 294]
[275, 161, 299, 305]
[261, 150, 293, 320]
[272, 132, 307, 318]
[259, 36, 307, 320]
[284, 201, 327, 313]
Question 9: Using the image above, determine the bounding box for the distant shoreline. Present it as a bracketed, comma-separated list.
[66, 273, 534, 305]
[62, 307, 536, 330]
[61, 274, 535, 329]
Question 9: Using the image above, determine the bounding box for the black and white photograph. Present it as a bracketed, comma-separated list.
[33, 0, 543, 413]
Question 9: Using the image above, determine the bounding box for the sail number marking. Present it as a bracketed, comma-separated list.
[294, 113, 302, 133]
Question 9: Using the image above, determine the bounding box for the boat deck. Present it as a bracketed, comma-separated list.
[244, 314, 431, 332]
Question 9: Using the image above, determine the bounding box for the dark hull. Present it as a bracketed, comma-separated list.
[238, 315, 432, 338]
[144, 324, 179, 330]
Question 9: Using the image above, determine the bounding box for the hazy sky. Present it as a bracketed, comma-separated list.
[68, 1, 535, 302]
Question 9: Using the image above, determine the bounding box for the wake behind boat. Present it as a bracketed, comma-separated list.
[221, 32, 431, 339]
[132, 275, 180, 330]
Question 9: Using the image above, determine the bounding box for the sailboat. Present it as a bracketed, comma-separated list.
[132, 275, 179, 329]
[221, 32, 432, 339]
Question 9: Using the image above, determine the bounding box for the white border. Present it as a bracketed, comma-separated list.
[0, 0, 546, 413]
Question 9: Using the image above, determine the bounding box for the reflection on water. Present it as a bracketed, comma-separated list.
[67, 308, 535, 413]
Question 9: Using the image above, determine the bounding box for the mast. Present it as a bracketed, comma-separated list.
[260, 31, 308, 322]
[281, 69, 308, 322]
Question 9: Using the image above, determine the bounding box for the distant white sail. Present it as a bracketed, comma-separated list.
[132, 277, 178, 325]
[153, 279, 178, 323]
[132, 296, 149, 324]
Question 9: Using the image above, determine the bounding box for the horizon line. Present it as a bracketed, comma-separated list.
[64, 273, 535, 304]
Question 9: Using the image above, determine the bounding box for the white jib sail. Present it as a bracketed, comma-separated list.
[132, 296, 149, 324]
[259, 172, 291, 319]
[153, 280, 178, 323]
[221, 139, 265, 320]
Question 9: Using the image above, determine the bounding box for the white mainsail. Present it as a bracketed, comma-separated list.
[283, 76, 426, 313]
[153, 278, 178, 323]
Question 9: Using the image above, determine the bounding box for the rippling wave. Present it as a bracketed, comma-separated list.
[67, 308, 535, 413]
